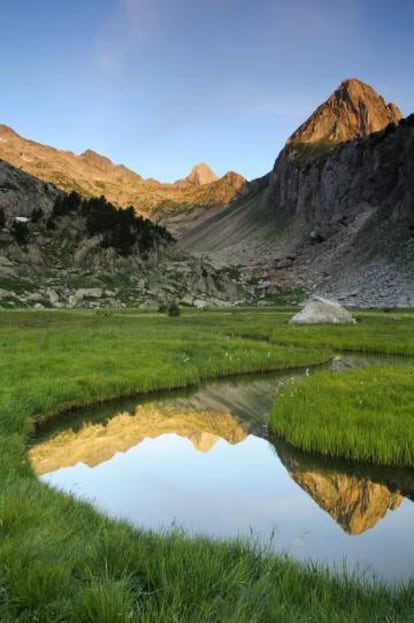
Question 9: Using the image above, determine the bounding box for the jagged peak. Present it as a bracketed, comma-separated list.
[80, 149, 114, 166]
[287, 78, 402, 146]
[185, 162, 219, 186]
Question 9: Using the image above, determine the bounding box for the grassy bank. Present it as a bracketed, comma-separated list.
[1, 309, 414, 621]
[270, 364, 414, 466]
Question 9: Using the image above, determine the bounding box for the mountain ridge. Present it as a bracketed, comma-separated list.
[0, 124, 245, 235]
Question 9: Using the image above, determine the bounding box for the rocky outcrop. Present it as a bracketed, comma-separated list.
[289, 296, 355, 324]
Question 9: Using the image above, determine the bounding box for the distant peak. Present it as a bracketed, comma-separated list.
[80, 149, 113, 164]
[288, 78, 402, 146]
[185, 163, 218, 186]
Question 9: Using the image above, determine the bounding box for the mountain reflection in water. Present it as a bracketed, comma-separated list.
[30, 374, 279, 474]
[273, 440, 414, 535]
[30, 371, 414, 582]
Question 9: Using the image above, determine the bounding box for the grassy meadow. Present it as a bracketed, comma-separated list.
[1, 308, 414, 622]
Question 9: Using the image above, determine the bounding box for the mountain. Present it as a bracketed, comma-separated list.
[0, 160, 242, 309]
[0, 125, 245, 235]
[288, 78, 401, 145]
[181, 163, 219, 186]
[181, 79, 414, 307]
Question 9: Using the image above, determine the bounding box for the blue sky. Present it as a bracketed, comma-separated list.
[1, 0, 413, 182]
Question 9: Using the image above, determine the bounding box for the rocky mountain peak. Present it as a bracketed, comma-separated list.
[288, 78, 402, 146]
[185, 163, 219, 186]
[79, 149, 122, 173]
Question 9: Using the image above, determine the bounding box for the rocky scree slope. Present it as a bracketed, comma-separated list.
[0, 161, 242, 309]
[181, 79, 414, 307]
[0, 125, 245, 236]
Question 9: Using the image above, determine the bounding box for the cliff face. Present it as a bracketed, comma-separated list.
[263, 78, 409, 226]
[263, 114, 414, 229]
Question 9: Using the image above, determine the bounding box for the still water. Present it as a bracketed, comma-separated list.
[30, 364, 414, 583]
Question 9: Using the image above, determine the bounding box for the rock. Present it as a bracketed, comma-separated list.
[26, 292, 45, 303]
[275, 258, 293, 269]
[289, 296, 356, 324]
[46, 288, 60, 305]
[193, 298, 208, 309]
[74, 288, 103, 300]
[181, 294, 194, 306]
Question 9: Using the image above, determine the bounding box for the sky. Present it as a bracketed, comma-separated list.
[1, 0, 413, 182]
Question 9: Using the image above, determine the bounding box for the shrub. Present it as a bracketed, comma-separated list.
[167, 302, 180, 317]
[46, 217, 56, 230]
[31, 207, 44, 223]
[11, 220, 29, 244]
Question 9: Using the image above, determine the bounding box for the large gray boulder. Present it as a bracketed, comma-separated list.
[289, 296, 356, 325]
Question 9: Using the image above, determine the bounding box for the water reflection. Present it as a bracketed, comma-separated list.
[30, 370, 414, 582]
[272, 440, 414, 535]
[30, 373, 280, 475]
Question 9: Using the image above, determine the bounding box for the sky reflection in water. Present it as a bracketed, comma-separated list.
[31, 371, 414, 583]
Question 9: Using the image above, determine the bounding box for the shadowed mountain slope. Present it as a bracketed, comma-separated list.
[180, 80, 414, 307]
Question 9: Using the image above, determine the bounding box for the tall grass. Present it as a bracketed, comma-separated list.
[270, 365, 414, 466]
[0, 308, 414, 621]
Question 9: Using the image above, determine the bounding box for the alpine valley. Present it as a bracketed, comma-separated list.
[1, 78, 413, 309]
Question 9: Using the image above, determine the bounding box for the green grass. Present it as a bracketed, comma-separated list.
[270, 311, 414, 356]
[1, 308, 414, 621]
[270, 364, 414, 466]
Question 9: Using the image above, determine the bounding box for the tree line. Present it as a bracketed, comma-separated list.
[53, 192, 174, 257]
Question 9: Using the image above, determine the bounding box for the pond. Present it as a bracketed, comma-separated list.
[29, 360, 414, 584]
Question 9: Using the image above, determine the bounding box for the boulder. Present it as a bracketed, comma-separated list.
[74, 288, 103, 300]
[289, 296, 356, 325]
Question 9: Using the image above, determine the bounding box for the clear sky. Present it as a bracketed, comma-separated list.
[1, 0, 413, 182]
